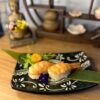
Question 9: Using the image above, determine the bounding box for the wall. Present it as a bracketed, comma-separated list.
[0, 0, 8, 32]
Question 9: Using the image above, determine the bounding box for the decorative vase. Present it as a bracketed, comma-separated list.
[44, 10, 58, 20]
[42, 10, 59, 32]
[43, 20, 58, 32]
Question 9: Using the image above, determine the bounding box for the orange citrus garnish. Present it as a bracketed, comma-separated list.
[31, 53, 42, 63]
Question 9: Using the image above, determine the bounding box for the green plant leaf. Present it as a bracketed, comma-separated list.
[42, 53, 56, 61]
[68, 70, 100, 84]
[24, 62, 29, 69]
[2, 49, 21, 60]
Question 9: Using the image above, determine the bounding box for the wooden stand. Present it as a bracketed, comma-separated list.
[9, 32, 36, 48]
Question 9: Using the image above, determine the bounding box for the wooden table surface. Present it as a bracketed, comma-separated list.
[0, 35, 100, 100]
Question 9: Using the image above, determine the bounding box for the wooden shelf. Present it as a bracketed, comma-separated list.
[64, 13, 100, 21]
[28, 1, 100, 47]
[28, 4, 100, 21]
[28, 4, 65, 12]
[36, 27, 100, 46]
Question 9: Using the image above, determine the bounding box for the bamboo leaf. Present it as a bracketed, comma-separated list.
[2, 49, 21, 60]
[68, 70, 100, 84]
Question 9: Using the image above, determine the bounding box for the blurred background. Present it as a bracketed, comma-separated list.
[0, 0, 100, 37]
[0, 0, 8, 36]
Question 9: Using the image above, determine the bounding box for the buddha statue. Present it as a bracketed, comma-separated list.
[8, 0, 32, 40]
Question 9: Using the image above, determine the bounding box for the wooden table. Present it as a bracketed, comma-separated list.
[0, 35, 100, 100]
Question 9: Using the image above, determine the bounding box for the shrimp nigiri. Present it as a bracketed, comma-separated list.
[48, 62, 80, 81]
[48, 62, 71, 81]
[28, 61, 52, 79]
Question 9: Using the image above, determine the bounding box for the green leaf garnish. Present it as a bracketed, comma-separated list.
[2, 49, 34, 69]
[23, 62, 29, 69]
[19, 54, 34, 69]
[2, 49, 21, 60]
[68, 70, 100, 84]
[42, 53, 56, 61]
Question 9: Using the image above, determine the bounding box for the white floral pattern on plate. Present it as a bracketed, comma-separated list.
[60, 81, 77, 91]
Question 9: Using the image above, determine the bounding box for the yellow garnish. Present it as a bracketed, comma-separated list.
[31, 53, 42, 63]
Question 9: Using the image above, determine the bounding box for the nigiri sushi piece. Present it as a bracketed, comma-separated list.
[28, 61, 53, 79]
[48, 62, 71, 81]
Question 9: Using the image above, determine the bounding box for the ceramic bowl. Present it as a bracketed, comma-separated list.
[68, 10, 82, 17]
[95, 7, 100, 19]
[67, 24, 86, 35]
